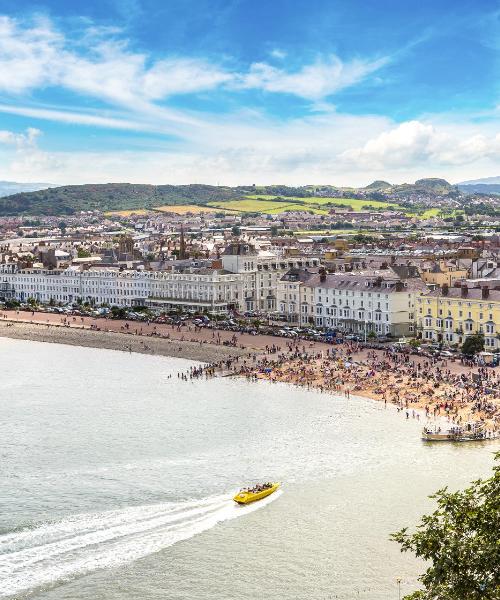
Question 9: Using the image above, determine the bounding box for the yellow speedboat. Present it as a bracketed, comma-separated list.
[233, 482, 280, 504]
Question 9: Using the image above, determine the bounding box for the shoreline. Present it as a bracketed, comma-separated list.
[0, 320, 249, 363]
[2, 316, 499, 438]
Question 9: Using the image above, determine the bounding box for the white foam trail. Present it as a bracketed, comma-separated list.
[0, 490, 282, 597]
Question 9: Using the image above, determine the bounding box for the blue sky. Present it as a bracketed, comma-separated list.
[0, 0, 499, 185]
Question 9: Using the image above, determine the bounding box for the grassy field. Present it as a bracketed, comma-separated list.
[107, 196, 451, 221]
[153, 205, 221, 214]
[244, 195, 399, 211]
[104, 209, 151, 217]
[207, 198, 327, 214]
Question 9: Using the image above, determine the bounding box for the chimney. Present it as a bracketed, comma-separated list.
[482, 286, 490, 299]
[319, 267, 327, 282]
[461, 284, 468, 298]
[442, 283, 449, 296]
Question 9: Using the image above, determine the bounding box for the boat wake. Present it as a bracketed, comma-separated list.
[0, 490, 282, 598]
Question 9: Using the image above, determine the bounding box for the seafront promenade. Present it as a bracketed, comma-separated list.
[1, 309, 499, 435]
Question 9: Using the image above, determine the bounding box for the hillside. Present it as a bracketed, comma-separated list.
[390, 178, 457, 196]
[364, 180, 391, 190]
[0, 178, 470, 216]
[0, 183, 242, 216]
[457, 181, 500, 195]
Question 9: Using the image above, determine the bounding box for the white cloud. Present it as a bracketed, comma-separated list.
[0, 16, 231, 113]
[2, 15, 500, 186]
[0, 127, 40, 148]
[0, 104, 150, 132]
[5, 113, 500, 187]
[237, 55, 388, 100]
[0, 16, 62, 93]
[339, 120, 500, 170]
[0, 14, 386, 116]
[142, 58, 233, 99]
[269, 49, 286, 60]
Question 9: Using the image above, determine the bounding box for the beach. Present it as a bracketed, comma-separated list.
[0, 320, 248, 363]
[1, 310, 499, 435]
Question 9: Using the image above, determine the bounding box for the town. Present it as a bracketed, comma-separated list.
[1, 177, 500, 360]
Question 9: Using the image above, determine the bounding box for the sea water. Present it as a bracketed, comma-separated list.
[0, 338, 496, 599]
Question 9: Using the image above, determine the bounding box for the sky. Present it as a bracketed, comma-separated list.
[0, 0, 500, 186]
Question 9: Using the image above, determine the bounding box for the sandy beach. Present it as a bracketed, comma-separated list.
[237, 348, 500, 434]
[1, 311, 500, 436]
[0, 320, 249, 363]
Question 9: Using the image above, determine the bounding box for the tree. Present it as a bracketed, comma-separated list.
[462, 333, 485, 356]
[77, 247, 91, 258]
[231, 225, 241, 236]
[111, 306, 127, 319]
[392, 454, 500, 599]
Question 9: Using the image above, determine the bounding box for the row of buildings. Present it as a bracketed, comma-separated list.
[1, 241, 500, 348]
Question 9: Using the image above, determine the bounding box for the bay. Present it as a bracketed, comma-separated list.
[0, 338, 496, 599]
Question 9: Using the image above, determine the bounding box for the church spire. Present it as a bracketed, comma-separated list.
[179, 225, 187, 259]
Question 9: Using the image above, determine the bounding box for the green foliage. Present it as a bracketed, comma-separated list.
[111, 306, 127, 319]
[0, 184, 242, 216]
[77, 248, 91, 258]
[462, 333, 485, 356]
[464, 203, 500, 217]
[4, 299, 20, 309]
[392, 454, 500, 599]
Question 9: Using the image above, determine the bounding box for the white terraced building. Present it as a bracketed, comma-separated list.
[0, 264, 152, 307]
[277, 268, 427, 336]
[311, 271, 427, 337]
[0, 243, 320, 314]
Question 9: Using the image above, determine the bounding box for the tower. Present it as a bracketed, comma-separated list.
[179, 226, 187, 260]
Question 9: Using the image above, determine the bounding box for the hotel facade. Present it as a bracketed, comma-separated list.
[416, 282, 500, 349]
[0, 243, 320, 314]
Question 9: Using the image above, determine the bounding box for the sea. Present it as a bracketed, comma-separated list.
[0, 338, 496, 600]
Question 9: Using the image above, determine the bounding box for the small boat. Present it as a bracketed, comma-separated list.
[233, 482, 280, 504]
[421, 427, 459, 441]
[422, 422, 495, 442]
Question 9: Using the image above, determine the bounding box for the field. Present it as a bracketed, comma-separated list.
[104, 209, 151, 217]
[207, 198, 327, 214]
[153, 205, 220, 214]
[106, 196, 452, 221]
[244, 195, 399, 211]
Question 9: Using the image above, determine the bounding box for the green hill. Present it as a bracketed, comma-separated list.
[364, 180, 391, 190]
[0, 179, 466, 216]
[391, 178, 457, 196]
[0, 183, 242, 216]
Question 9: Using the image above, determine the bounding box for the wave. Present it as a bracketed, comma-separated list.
[0, 490, 281, 598]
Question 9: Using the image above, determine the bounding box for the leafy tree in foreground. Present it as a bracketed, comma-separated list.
[392, 453, 499, 599]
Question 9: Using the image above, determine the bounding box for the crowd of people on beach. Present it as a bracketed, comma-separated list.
[215, 342, 500, 435]
[2, 309, 500, 437]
